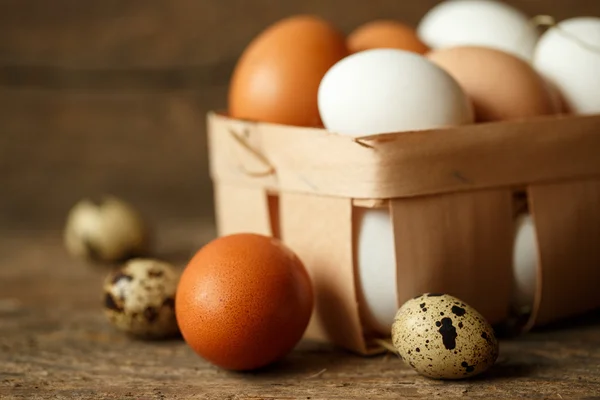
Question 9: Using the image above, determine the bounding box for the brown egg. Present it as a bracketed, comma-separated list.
[175, 233, 313, 371]
[347, 20, 429, 54]
[427, 46, 557, 122]
[228, 15, 348, 127]
[544, 78, 567, 114]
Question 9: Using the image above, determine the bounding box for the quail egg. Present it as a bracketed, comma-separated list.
[392, 293, 499, 379]
[64, 196, 150, 263]
[103, 258, 180, 339]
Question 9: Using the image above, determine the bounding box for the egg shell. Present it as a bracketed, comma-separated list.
[533, 17, 600, 115]
[347, 19, 429, 54]
[392, 293, 499, 380]
[427, 46, 557, 122]
[318, 48, 474, 136]
[417, 0, 539, 61]
[64, 196, 150, 263]
[513, 214, 538, 313]
[228, 15, 348, 127]
[103, 259, 179, 339]
[175, 233, 313, 371]
[544, 78, 567, 115]
[355, 208, 397, 334]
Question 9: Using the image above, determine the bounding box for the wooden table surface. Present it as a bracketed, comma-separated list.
[1, 221, 600, 400]
[2, 1, 600, 398]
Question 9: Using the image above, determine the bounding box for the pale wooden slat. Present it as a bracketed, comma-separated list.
[279, 193, 372, 354]
[214, 184, 272, 236]
[528, 179, 600, 327]
[390, 190, 514, 324]
[209, 112, 600, 200]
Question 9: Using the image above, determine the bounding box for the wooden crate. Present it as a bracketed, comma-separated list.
[207, 111, 600, 354]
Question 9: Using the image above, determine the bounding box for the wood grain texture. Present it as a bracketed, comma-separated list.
[208, 112, 600, 199]
[528, 179, 600, 327]
[279, 193, 369, 355]
[0, 88, 218, 231]
[1, 0, 598, 232]
[390, 190, 514, 325]
[2, 2, 600, 396]
[214, 184, 273, 236]
[0, 0, 596, 69]
[1, 227, 600, 399]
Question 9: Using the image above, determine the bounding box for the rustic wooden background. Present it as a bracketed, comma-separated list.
[1, 0, 598, 232]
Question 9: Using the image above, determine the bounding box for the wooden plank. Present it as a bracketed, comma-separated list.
[0, 0, 593, 69]
[214, 184, 272, 236]
[0, 88, 220, 230]
[209, 112, 600, 200]
[278, 193, 371, 354]
[390, 190, 514, 325]
[1, 229, 600, 399]
[0, 63, 235, 90]
[528, 179, 600, 327]
[0, 0, 435, 68]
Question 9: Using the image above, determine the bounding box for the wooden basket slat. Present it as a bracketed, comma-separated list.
[214, 183, 273, 236]
[209, 112, 600, 199]
[527, 179, 600, 327]
[390, 190, 514, 325]
[279, 192, 372, 354]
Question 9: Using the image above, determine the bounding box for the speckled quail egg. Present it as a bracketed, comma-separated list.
[392, 293, 499, 380]
[64, 196, 150, 263]
[103, 258, 180, 339]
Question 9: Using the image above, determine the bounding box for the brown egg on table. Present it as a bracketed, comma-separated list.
[228, 15, 348, 127]
[427, 46, 558, 122]
[392, 293, 499, 380]
[347, 20, 430, 54]
[175, 233, 313, 371]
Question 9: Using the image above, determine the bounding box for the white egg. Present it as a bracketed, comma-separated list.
[318, 49, 473, 136]
[512, 214, 538, 312]
[318, 48, 473, 334]
[355, 208, 397, 333]
[417, 0, 540, 61]
[533, 17, 600, 114]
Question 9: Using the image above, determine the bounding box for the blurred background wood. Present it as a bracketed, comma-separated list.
[0, 0, 598, 231]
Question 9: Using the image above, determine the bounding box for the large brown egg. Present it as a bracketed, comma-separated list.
[175, 233, 313, 371]
[228, 15, 348, 127]
[347, 20, 429, 54]
[427, 46, 558, 122]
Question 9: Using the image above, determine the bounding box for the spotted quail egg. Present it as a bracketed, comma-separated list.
[103, 258, 180, 339]
[391, 293, 499, 379]
[64, 196, 150, 263]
